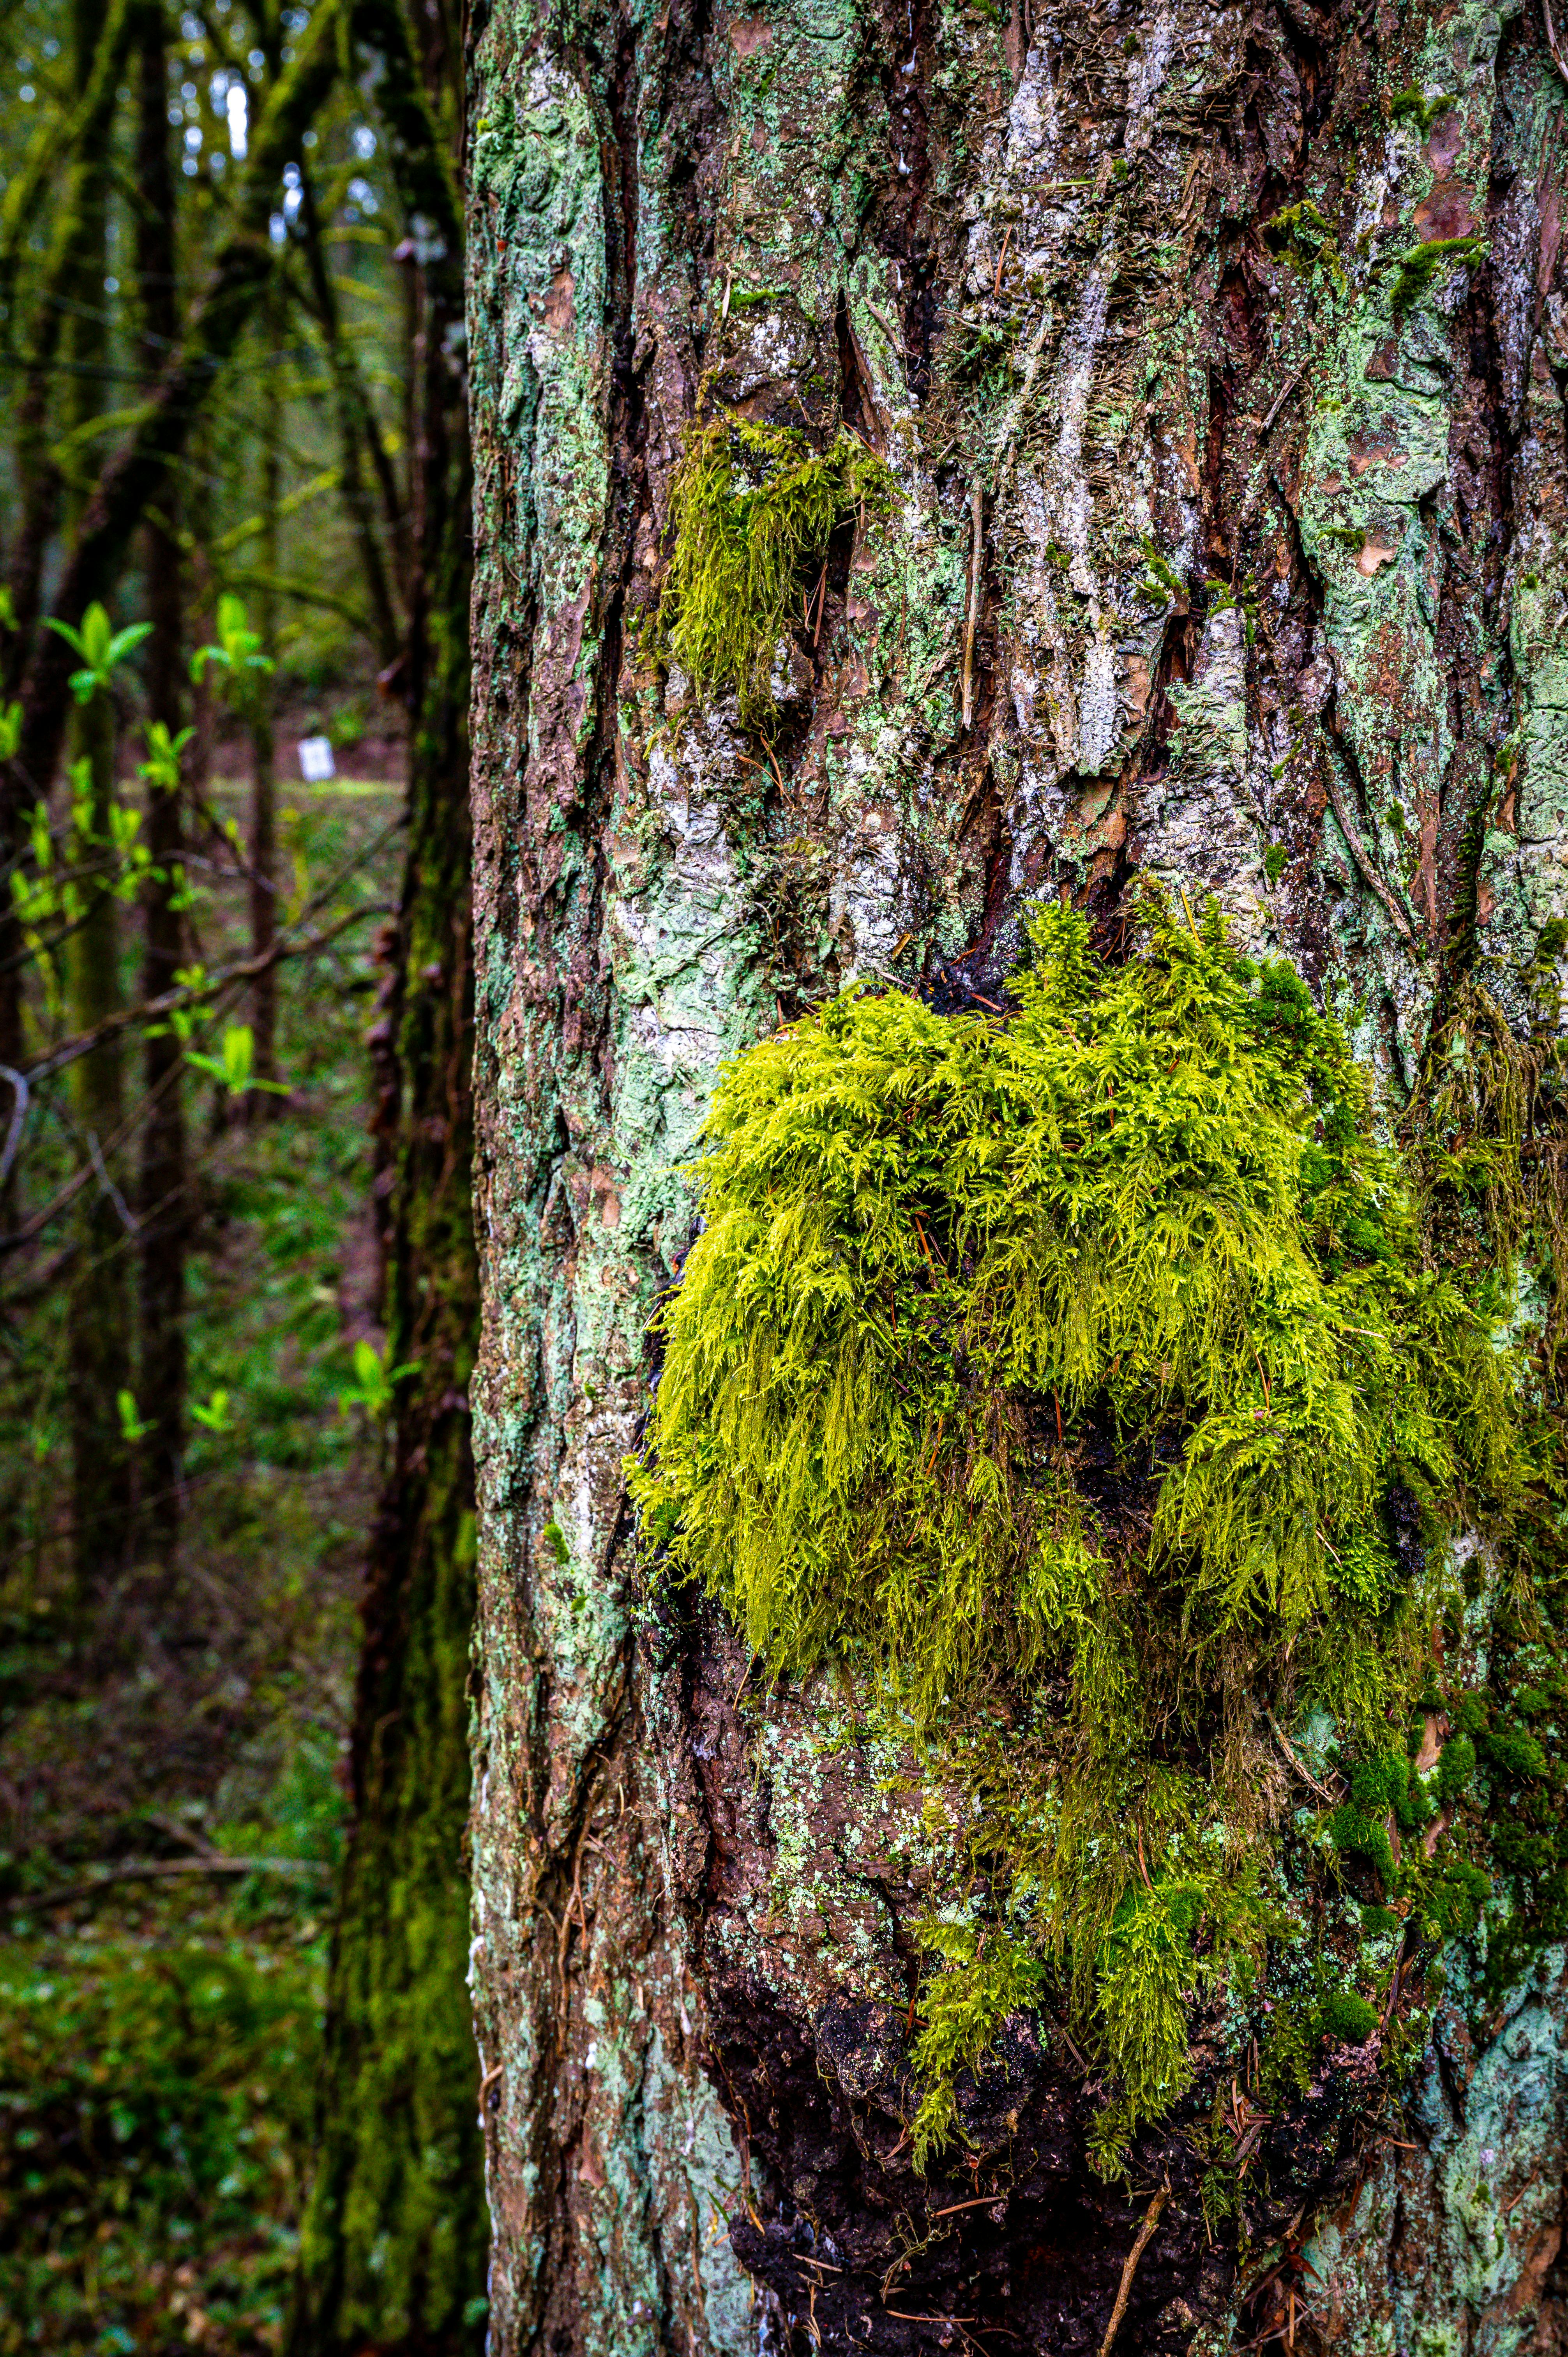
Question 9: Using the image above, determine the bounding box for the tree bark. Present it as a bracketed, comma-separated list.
[466, 0, 1568, 2349]
[289, 0, 489, 2341]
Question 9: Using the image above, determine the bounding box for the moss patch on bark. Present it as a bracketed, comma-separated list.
[658, 413, 893, 726]
[631, 893, 1539, 2171]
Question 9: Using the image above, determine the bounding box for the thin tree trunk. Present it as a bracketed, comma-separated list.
[296, 160, 406, 660]
[467, 0, 1568, 2350]
[64, 0, 131, 1597]
[137, 0, 187, 1564]
[65, 689, 132, 1598]
[288, 0, 487, 2339]
[249, 309, 281, 1099]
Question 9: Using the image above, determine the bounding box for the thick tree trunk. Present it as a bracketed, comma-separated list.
[466, 0, 1568, 2348]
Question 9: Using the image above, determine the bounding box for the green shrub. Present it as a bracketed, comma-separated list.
[0, 1924, 322, 2348]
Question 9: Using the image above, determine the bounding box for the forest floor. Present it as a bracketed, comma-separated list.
[0, 748, 405, 2353]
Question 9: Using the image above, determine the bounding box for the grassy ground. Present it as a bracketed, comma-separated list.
[0, 756, 404, 2352]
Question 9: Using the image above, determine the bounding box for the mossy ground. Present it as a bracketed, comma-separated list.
[632, 892, 1562, 2175]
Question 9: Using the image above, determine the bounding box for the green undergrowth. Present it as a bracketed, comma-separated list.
[631, 892, 1545, 2173]
[0, 1902, 325, 2356]
[658, 412, 893, 724]
[0, 1730, 339, 2357]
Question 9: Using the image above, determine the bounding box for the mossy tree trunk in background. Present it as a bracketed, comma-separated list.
[249, 297, 283, 1101]
[136, 0, 188, 1565]
[64, 682, 132, 1597]
[0, 0, 134, 1112]
[288, 0, 488, 2344]
[468, 0, 1568, 2348]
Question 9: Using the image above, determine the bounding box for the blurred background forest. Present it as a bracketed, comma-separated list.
[0, 0, 486, 2346]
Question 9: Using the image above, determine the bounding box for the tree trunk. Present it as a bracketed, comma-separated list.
[297, 158, 406, 667]
[64, 0, 131, 1596]
[65, 687, 133, 1596]
[466, 0, 1568, 2350]
[249, 313, 281, 1099]
[289, 0, 489, 2341]
[137, 0, 188, 1564]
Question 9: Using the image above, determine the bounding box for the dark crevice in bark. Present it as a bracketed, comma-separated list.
[875, 0, 938, 398]
[666, 1624, 1376, 2356]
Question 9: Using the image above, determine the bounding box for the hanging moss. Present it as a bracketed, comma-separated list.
[657, 412, 894, 726]
[629, 894, 1527, 2169]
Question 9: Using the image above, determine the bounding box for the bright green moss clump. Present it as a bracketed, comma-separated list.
[659, 413, 893, 724]
[630, 896, 1522, 2165]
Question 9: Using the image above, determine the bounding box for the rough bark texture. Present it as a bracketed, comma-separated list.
[466, 0, 1568, 2347]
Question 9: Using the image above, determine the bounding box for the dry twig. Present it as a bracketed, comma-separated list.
[1098, 2186, 1169, 2357]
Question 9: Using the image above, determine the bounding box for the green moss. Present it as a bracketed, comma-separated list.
[1418, 1854, 1490, 1938]
[1264, 201, 1346, 290]
[1258, 2005, 1312, 2106]
[1139, 534, 1184, 604]
[658, 413, 893, 726]
[1432, 1730, 1475, 1810]
[1329, 1801, 1397, 1886]
[1484, 1722, 1548, 1783]
[1387, 236, 1486, 317]
[1319, 1989, 1380, 2045]
[909, 1918, 1045, 2164]
[1263, 845, 1289, 888]
[1389, 87, 1455, 136]
[632, 893, 1527, 2165]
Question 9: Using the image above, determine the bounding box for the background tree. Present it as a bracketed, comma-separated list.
[0, 0, 487, 2342]
[136, 0, 189, 1562]
[288, 0, 489, 2343]
[466, 0, 1568, 2348]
